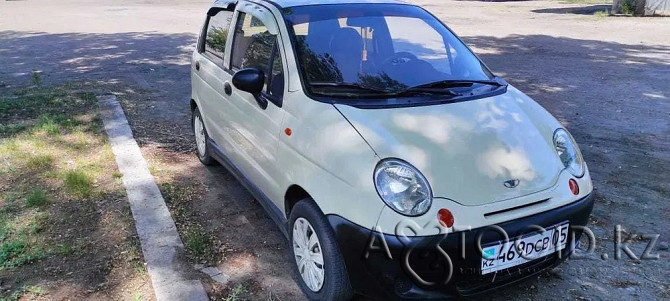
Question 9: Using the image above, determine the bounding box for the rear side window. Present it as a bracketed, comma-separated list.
[203, 10, 234, 65]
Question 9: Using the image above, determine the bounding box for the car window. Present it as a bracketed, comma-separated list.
[231, 12, 284, 98]
[268, 41, 284, 98]
[336, 18, 377, 67]
[386, 16, 453, 74]
[231, 12, 276, 73]
[203, 10, 234, 65]
[284, 4, 494, 95]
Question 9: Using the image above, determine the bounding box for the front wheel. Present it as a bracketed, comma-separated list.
[192, 107, 213, 165]
[289, 199, 353, 300]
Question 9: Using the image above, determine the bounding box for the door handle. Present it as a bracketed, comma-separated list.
[224, 82, 232, 96]
[195, 61, 200, 71]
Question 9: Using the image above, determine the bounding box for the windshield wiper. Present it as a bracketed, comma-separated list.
[393, 87, 460, 97]
[409, 77, 507, 90]
[310, 82, 460, 98]
[310, 82, 391, 94]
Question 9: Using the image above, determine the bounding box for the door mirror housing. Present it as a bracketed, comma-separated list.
[232, 68, 269, 109]
[232, 68, 265, 96]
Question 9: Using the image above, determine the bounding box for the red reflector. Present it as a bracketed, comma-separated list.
[284, 128, 292, 136]
[569, 179, 579, 195]
[437, 209, 454, 228]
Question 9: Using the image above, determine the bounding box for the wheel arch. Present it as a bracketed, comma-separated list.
[284, 184, 312, 218]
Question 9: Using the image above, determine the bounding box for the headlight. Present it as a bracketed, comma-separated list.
[553, 129, 585, 177]
[374, 159, 432, 216]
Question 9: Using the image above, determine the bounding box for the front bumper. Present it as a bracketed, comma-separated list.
[327, 193, 595, 300]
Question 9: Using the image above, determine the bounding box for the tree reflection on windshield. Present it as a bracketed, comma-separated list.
[295, 36, 343, 83]
[284, 4, 494, 96]
[358, 73, 408, 93]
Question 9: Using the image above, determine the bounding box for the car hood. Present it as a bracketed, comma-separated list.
[335, 86, 565, 206]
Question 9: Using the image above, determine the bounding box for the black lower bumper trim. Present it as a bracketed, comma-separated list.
[327, 193, 595, 299]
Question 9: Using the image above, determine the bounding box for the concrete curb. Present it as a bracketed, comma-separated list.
[98, 95, 208, 301]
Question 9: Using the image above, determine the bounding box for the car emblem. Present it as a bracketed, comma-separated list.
[503, 179, 520, 188]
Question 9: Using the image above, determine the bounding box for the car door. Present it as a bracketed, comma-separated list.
[192, 6, 235, 146]
[225, 4, 287, 204]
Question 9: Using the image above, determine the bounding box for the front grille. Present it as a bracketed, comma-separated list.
[484, 198, 550, 218]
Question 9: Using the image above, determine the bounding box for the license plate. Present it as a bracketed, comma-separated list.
[480, 222, 569, 275]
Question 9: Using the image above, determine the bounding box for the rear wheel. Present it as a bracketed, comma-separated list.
[289, 199, 353, 300]
[192, 107, 213, 165]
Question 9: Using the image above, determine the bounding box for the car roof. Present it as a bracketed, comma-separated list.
[212, 0, 409, 10]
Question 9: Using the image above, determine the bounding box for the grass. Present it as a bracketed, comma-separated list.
[31, 69, 42, 86]
[160, 183, 221, 264]
[64, 169, 93, 197]
[183, 224, 211, 257]
[0, 211, 51, 269]
[224, 284, 247, 301]
[0, 90, 63, 114]
[0, 238, 47, 269]
[594, 10, 610, 18]
[132, 292, 144, 301]
[621, 0, 635, 14]
[34, 114, 59, 135]
[0, 285, 44, 301]
[0, 84, 150, 299]
[24, 189, 48, 207]
[57, 243, 73, 255]
[26, 212, 49, 234]
[0, 124, 27, 136]
[558, 0, 610, 4]
[26, 154, 54, 170]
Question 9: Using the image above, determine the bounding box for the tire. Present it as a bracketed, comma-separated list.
[191, 107, 214, 166]
[289, 199, 353, 301]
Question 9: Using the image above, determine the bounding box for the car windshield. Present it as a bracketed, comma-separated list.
[283, 4, 494, 97]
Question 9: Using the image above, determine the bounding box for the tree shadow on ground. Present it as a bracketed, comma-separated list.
[0, 30, 199, 153]
[462, 34, 669, 130]
[0, 31, 195, 89]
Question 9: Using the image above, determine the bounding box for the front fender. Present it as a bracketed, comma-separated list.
[276, 92, 384, 230]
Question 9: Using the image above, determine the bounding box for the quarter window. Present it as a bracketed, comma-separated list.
[203, 10, 234, 65]
[268, 41, 285, 98]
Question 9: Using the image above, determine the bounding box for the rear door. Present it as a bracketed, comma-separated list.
[192, 6, 235, 145]
[225, 4, 287, 204]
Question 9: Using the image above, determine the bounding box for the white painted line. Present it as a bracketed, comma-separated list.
[98, 95, 208, 301]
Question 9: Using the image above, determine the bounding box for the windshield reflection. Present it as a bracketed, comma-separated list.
[284, 4, 493, 95]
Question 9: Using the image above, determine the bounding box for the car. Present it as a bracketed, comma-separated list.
[190, 0, 595, 299]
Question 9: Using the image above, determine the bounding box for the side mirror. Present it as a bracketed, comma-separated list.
[232, 68, 268, 109]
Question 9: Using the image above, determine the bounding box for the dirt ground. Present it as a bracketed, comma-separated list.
[0, 84, 154, 300]
[1, 0, 668, 300]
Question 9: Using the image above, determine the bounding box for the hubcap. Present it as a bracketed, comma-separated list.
[194, 114, 207, 157]
[292, 217, 325, 292]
